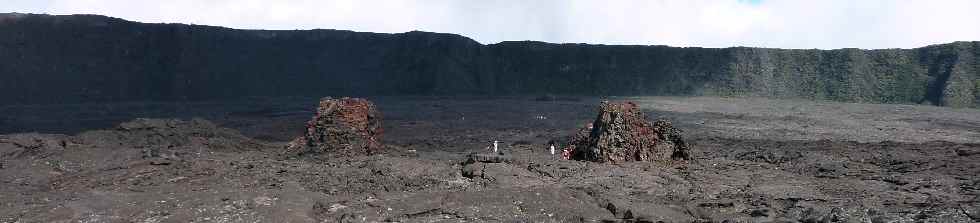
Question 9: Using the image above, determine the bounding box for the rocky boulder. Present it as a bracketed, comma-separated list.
[285, 97, 383, 157]
[566, 101, 690, 163]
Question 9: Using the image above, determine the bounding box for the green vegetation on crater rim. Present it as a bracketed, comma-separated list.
[1, 13, 978, 108]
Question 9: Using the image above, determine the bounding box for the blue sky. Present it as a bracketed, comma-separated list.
[3, 0, 979, 49]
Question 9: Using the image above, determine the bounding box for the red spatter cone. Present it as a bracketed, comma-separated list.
[566, 101, 690, 163]
[286, 97, 383, 157]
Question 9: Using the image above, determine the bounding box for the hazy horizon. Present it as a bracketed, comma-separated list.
[3, 0, 980, 50]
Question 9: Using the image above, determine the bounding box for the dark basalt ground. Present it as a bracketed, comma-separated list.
[1, 96, 979, 222]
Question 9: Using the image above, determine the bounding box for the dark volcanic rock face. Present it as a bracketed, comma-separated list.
[567, 101, 690, 163]
[1, 14, 979, 107]
[285, 97, 383, 157]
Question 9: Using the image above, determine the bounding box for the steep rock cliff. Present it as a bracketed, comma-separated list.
[1, 13, 977, 107]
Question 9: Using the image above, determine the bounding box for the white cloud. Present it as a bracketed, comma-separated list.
[2, 0, 978, 49]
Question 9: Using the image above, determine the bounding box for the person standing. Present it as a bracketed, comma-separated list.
[549, 143, 556, 159]
[561, 147, 572, 160]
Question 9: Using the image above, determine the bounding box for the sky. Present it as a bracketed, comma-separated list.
[3, 0, 979, 49]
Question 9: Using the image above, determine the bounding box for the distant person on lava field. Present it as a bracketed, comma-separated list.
[561, 146, 573, 160]
[486, 140, 501, 154]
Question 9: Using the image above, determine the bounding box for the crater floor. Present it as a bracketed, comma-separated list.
[2, 96, 978, 222]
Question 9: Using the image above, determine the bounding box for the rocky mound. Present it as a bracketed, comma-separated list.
[566, 101, 690, 163]
[285, 97, 383, 157]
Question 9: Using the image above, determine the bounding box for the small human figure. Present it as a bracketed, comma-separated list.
[488, 140, 499, 154]
[561, 147, 572, 160]
[549, 144, 556, 158]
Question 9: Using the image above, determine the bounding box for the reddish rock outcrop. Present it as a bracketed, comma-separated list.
[566, 101, 690, 163]
[286, 97, 383, 157]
